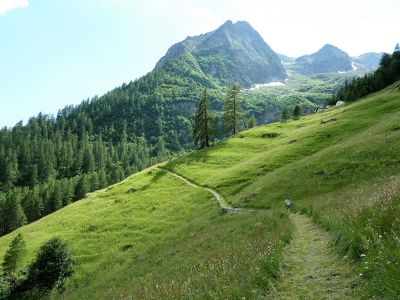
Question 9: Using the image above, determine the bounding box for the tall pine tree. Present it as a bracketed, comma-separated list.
[193, 89, 212, 149]
[223, 84, 242, 135]
[293, 105, 302, 120]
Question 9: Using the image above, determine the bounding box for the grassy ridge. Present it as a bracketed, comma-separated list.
[165, 83, 400, 297]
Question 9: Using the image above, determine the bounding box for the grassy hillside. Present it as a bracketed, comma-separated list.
[0, 167, 292, 299]
[165, 82, 400, 297]
[0, 83, 398, 298]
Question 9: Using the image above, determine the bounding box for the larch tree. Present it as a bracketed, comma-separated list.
[223, 84, 242, 135]
[193, 89, 213, 149]
[281, 107, 290, 122]
[293, 105, 302, 120]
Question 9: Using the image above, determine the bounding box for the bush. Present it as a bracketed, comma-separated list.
[0, 277, 11, 300]
[25, 237, 73, 292]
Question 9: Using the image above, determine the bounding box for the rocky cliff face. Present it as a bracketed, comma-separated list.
[156, 20, 287, 88]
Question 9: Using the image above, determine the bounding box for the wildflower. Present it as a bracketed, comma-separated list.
[360, 254, 366, 258]
[359, 273, 363, 276]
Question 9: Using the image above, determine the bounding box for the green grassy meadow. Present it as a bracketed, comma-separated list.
[0, 167, 292, 299]
[165, 83, 400, 297]
[0, 83, 399, 298]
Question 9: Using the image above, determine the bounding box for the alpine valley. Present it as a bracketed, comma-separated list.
[0, 17, 399, 300]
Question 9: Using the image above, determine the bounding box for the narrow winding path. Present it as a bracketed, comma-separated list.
[266, 214, 358, 299]
[158, 167, 358, 299]
[157, 167, 252, 213]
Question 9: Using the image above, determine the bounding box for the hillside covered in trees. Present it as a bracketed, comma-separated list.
[331, 45, 400, 103]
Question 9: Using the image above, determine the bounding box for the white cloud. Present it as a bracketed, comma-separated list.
[0, 0, 28, 15]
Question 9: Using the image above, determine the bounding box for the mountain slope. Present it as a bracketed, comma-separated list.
[294, 44, 353, 74]
[156, 20, 287, 88]
[0, 83, 399, 298]
[165, 83, 400, 298]
[353, 52, 384, 69]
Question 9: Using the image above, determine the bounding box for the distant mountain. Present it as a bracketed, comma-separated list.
[156, 20, 287, 88]
[277, 53, 295, 64]
[352, 52, 383, 69]
[294, 44, 353, 74]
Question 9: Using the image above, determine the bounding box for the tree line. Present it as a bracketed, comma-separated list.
[331, 45, 400, 103]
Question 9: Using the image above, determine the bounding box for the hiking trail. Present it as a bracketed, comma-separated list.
[157, 167, 254, 213]
[158, 167, 358, 299]
[266, 214, 358, 299]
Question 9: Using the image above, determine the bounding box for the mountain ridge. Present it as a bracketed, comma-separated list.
[156, 20, 287, 88]
[279, 45, 383, 74]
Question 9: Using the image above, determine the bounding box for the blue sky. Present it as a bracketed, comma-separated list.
[1, 0, 399, 127]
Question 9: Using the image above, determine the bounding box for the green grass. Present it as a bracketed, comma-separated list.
[267, 214, 359, 299]
[0, 83, 399, 298]
[165, 83, 400, 298]
[0, 167, 292, 299]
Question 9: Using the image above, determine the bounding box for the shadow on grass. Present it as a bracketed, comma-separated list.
[140, 168, 168, 191]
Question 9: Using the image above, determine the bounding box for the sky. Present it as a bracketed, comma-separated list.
[1, 0, 399, 127]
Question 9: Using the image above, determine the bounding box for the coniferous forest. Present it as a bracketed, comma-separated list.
[0, 71, 179, 237]
[331, 46, 400, 103]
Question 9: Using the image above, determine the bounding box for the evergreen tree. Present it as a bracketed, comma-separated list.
[28, 164, 38, 188]
[293, 105, 302, 120]
[281, 107, 290, 122]
[223, 84, 242, 135]
[98, 169, 108, 189]
[46, 181, 63, 214]
[153, 136, 168, 158]
[74, 175, 89, 200]
[193, 89, 212, 149]
[166, 130, 181, 152]
[247, 114, 257, 128]
[61, 178, 74, 206]
[3, 152, 19, 190]
[0, 193, 26, 235]
[82, 144, 95, 174]
[2, 233, 25, 275]
[22, 187, 43, 222]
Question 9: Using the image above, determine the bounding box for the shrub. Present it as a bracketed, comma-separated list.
[25, 237, 73, 292]
[0, 277, 11, 300]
